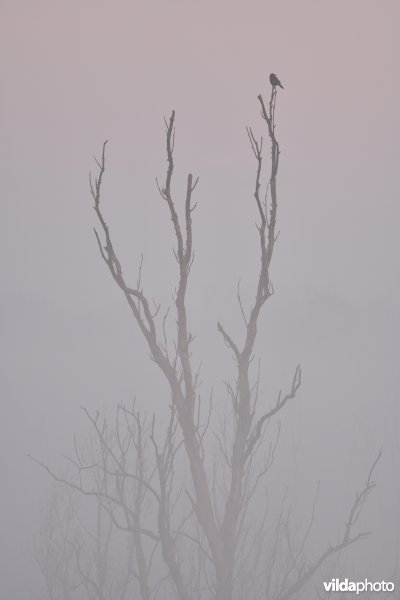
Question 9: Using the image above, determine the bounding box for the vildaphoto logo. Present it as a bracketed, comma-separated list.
[323, 579, 395, 595]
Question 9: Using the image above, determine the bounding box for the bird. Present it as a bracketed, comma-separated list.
[269, 73, 284, 89]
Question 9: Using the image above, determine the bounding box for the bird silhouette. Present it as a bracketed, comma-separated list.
[269, 73, 284, 89]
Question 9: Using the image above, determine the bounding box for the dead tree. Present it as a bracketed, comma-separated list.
[33, 434, 138, 600]
[87, 86, 297, 600]
[34, 85, 381, 600]
[34, 487, 82, 600]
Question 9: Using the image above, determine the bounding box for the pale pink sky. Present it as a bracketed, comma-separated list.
[1, 1, 400, 597]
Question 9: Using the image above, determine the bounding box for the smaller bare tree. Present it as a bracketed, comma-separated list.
[34, 486, 82, 600]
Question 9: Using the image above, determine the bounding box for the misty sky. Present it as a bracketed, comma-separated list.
[1, 1, 400, 597]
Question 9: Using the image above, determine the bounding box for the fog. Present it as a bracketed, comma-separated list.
[1, 1, 400, 598]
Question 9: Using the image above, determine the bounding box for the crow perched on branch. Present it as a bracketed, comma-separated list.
[269, 73, 284, 89]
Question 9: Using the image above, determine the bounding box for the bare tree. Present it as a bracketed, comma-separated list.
[33, 85, 381, 600]
[34, 443, 137, 600]
[34, 486, 81, 600]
